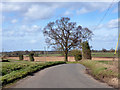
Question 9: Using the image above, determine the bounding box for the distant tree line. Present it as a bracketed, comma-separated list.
[91, 48, 115, 52]
[1, 48, 115, 57]
[2, 51, 63, 57]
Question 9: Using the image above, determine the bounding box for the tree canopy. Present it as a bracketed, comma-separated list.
[43, 17, 93, 61]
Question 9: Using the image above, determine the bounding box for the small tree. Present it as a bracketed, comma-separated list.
[29, 52, 34, 61]
[19, 54, 23, 60]
[25, 50, 29, 55]
[102, 48, 107, 52]
[70, 49, 82, 61]
[82, 41, 91, 60]
[110, 48, 115, 52]
[34, 53, 39, 57]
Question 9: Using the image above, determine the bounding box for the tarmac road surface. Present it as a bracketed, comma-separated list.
[10, 64, 112, 88]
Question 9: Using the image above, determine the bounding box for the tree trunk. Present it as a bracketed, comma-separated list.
[65, 53, 68, 62]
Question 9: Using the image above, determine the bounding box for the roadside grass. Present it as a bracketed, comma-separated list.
[79, 60, 118, 77]
[7, 59, 21, 62]
[0, 60, 66, 86]
[79, 60, 119, 88]
[67, 60, 118, 88]
[67, 60, 118, 79]
[96, 61, 112, 64]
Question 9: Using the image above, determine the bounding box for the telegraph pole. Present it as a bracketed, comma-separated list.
[113, 34, 120, 61]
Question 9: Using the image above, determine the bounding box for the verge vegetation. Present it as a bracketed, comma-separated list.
[1, 60, 66, 86]
[67, 60, 118, 88]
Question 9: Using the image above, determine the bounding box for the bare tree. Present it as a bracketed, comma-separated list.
[43, 17, 93, 61]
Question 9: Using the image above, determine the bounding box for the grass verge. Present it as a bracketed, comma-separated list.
[67, 60, 118, 88]
[79, 60, 117, 77]
[1, 61, 66, 87]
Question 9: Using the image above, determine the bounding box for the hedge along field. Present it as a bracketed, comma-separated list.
[0, 60, 66, 86]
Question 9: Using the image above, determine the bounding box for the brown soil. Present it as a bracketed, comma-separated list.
[6, 56, 75, 62]
[6, 56, 118, 61]
[92, 57, 118, 61]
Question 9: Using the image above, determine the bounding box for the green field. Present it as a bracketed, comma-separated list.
[24, 54, 63, 57]
[0, 59, 65, 86]
[91, 52, 118, 58]
[24, 52, 117, 58]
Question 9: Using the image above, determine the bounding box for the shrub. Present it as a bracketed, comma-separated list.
[2, 59, 9, 62]
[74, 54, 82, 61]
[102, 48, 107, 52]
[29, 52, 34, 61]
[70, 50, 82, 61]
[82, 41, 91, 59]
[19, 54, 23, 60]
[1, 55, 7, 60]
[34, 54, 39, 57]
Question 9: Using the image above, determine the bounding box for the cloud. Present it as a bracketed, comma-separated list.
[24, 4, 57, 20]
[2, 24, 41, 39]
[2, 3, 22, 12]
[30, 39, 37, 44]
[76, 7, 90, 14]
[2, 0, 118, 2]
[93, 18, 119, 30]
[11, 19, 18, 23]
[21, 24, 41, 32]
[3, 30, 25, 37]
[63, 10, 73, 16]
[2, 2, 116, 21]
[92, 28, 117, 47]
[107, 18, 119, 29]
[89, 18, 118, 50]
[76, 2, 112, 14]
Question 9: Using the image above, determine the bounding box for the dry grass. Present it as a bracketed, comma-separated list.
[79, 60, 118, 88]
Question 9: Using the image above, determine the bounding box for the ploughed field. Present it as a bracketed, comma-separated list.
[5, 52, 118, 61]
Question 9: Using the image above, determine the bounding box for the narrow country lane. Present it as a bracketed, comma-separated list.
[9, 64, 112, 88]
